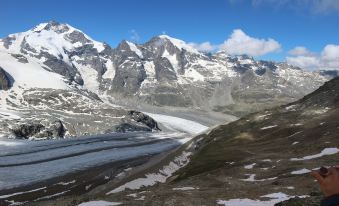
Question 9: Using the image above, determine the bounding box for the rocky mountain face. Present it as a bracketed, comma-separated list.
[0, 21, 337, 139]
[0, 21, 114, 92]
[109, 35, 333, 116]
[1, 22, 335, 112]
[0, 21, 160, 139]
[92, 77, 339, 205]
[0, 67, 13, 90]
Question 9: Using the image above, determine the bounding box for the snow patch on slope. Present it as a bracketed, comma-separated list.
[78, 200, 122, 206]
[183, 68, 205, 82]
[72, 59, 100, 92]
[291, 168, 311, 175]
[102, 59, 115, 79]
[107, 151, 192, 194]
[126, 41, 143, 58]
[162, 49, 179, 72]
[143, 61, 156, 79]
[159, 35, 199, 54]
[290, 148, 339, 161]
[0, 51, 68, 90]
[217, 192, 308, 206]
[144, 112, 208, 135]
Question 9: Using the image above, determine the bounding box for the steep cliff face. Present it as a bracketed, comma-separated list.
[0, 66, 13, 90]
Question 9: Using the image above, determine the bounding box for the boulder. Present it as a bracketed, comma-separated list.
[46, 120, 66, 138]
[11, 123, 45, 139]
[11, 120, 66, 139]
[128, 110, 160, 131]
[111, 122, 152, 133]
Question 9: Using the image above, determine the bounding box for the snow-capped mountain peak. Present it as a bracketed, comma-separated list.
[154, 35, 200, 54]
[1, 21, 105, 57]
[0, 21, 112, 92]
[32, 21, 70, 33]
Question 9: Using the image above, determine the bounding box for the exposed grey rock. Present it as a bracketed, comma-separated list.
[69, 44, 108, 75]
[0, 67, 14, 90]
[43, 55, 84, 85]
[111, 122, 152, 133]
[154, 58, 177, 81]
[11, 53, 28, 63]
[2, 35, 16, 49]
[111, 42, 146, 94]
[46, 120, 67, 138]
[10, 119, 66, 139]
[0, 86, 161, 139]
[11, 123, 45, 139]
[44, 20, 70, 34]
[128, 110, 160, 131]
[20, 37, 37, 55]
[64, 30, 91, 44]
[100, 43, 115, 57]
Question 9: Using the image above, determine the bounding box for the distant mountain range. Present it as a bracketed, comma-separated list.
[0, 21, 338, 138]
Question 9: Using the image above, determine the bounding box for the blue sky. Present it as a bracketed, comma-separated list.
[1, 0, 338, 69]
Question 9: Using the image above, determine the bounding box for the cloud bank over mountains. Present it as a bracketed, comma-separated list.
[219, 29, 281, 56]
[287, 45, 339, 70]
[189, 29, 281, 56]
[187, 29, 338, 71]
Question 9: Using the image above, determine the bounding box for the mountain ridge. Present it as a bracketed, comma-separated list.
[0, 20, 338, 139]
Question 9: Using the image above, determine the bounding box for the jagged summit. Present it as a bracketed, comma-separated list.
[0, 21, 113, 91]
[1, 20, 105, 55]
[145, 34, 200, 54]
[0, 21, 161, 140]
[32, 20, 72, 33]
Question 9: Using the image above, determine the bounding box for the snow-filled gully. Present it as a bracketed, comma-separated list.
[0, 113, 208, 204]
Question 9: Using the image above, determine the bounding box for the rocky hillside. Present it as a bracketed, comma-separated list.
[0, 21, 336, 118]
[94, 77, 339, 205]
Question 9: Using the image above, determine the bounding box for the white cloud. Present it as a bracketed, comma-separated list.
[286, 44, 339, 70]
[288, 46, 314, 56]
[186, 29, 280, 56]
[188, 42, 216, 52]
[322, 44, 339, 60]
[286, 56, 320, 70]
[321, 44, 339, 68]
[218, 29, 281, 56]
